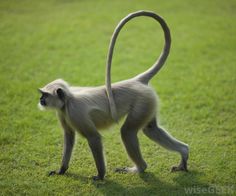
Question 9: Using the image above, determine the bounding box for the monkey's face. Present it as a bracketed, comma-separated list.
[38, 89, 65, 110]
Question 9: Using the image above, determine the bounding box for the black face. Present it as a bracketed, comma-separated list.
[40, 92, 49, 106]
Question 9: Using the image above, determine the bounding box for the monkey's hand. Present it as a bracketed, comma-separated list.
[48, 167, 67, 176]
[92, 175, 104, 181]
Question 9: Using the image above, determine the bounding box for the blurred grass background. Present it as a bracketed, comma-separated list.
[0, 0, 235, 195]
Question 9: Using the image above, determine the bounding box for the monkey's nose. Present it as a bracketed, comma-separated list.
[40, 99, 46, 106]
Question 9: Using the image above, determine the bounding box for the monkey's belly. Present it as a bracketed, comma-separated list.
[90, 109, 115, 130]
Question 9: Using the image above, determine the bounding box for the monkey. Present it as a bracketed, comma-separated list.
[38, 10, 189, 181]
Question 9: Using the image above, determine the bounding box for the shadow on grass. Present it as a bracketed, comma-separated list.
[172, 170, 215, 192]
[64, 170, 211, 195]
[64, 172, 89, 182]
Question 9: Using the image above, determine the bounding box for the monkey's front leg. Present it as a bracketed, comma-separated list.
[87, 133, 105, 181]
[49, 123, 75, 176]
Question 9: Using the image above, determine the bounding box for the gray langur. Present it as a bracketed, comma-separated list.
[38, 11, 189, 181]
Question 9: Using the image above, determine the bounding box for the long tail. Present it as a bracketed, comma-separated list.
[105, 10, 171, 121]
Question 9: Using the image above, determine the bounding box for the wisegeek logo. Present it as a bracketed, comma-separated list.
[184, 185, 234, 195]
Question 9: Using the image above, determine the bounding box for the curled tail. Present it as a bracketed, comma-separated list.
[106, 10, 171, 121]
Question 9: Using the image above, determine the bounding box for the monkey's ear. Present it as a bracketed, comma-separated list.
[57, 88, 65, 100]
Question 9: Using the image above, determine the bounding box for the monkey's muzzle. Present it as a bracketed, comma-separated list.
[40, 99, 46, 106]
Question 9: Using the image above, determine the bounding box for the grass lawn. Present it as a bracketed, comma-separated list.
[0, 0, 235, 195]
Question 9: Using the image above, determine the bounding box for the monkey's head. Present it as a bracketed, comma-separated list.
[38, 79, 70, 110]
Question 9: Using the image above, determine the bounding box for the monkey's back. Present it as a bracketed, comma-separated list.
[112, 80, 158, 122]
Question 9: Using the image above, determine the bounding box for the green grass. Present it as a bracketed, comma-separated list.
[0, 0, 236, 195]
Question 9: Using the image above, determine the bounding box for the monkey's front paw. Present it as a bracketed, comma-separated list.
[48, 169, 66, 176]
[92, 175, 104, 181]
[48, 170, 57, 176]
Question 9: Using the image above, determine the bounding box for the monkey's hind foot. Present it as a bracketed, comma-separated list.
[171, 165, 188, 172]
[171, 159, 188, 172]
[115, 166, 144, 174]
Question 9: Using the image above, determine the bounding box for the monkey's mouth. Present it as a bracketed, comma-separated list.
[38, 102, 46, 111]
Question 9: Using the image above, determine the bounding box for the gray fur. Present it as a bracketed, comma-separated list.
[38, 11, 189, 180]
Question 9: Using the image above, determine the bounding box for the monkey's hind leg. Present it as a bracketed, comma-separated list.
[143, 119, 189, 172]
[115, 108, 150, 174]
[115, 126, 147, 174]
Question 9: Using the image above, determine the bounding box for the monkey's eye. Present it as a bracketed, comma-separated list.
[40, 93, 49, 100]
[43, 93, 49, 98]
